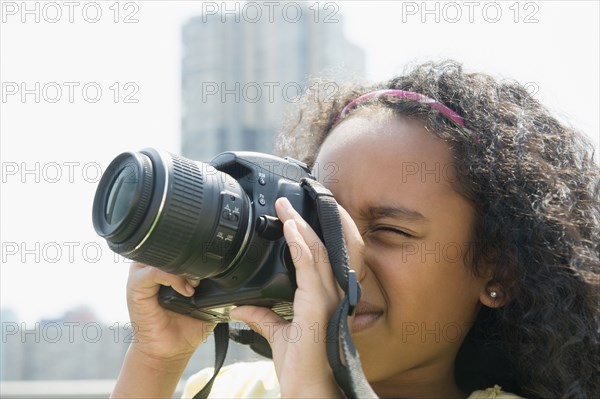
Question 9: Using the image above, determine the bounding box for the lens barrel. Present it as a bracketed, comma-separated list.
[92, 148, 251, 279]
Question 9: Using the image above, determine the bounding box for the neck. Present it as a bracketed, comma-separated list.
[369, 363, 466, 399]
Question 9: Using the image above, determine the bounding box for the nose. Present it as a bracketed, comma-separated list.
[353, 255, 368, 284]
[347, 237, 367, 284]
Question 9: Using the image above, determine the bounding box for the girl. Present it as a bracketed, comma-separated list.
[112, 60, 599, 398]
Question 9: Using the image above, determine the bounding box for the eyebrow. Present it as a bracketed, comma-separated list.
[359, 205, 429, 222]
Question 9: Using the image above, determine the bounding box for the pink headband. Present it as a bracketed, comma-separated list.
[336, 89, 467, 129]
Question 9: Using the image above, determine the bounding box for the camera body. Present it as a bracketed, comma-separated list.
[158, 151, 321, 322]
[93, 148, 320, 322]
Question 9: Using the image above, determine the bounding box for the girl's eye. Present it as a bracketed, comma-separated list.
[369, 226, 413, 238]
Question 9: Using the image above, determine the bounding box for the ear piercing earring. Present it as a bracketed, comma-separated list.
[489, 290, 498, 299]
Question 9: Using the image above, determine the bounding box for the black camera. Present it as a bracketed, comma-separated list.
[92, 148, 321, 322]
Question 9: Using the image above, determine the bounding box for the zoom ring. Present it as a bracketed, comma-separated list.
[135, 154, 204, 267]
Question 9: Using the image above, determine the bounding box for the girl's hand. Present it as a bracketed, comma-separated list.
[125, 263, 216, 362]
[112, 264, 217, 398]
[230, 197, 364, 398]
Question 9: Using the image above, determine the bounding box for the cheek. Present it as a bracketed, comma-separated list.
[363, 245, 413, 313]
[365, 241, 481, 327]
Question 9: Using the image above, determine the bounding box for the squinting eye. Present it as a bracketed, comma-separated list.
[370, 227, 413, 238]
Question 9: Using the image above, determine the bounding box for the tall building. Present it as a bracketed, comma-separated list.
[181, 2, 365, 161]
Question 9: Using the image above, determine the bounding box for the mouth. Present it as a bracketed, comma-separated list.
[350, 301, 384, 334]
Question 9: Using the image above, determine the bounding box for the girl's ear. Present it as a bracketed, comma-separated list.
[479, 281, 509, 308]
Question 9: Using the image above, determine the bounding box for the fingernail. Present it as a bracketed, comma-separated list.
[188, 279, 200, 287]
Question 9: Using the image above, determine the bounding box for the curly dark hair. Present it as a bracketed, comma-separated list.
[274, 60, 600, 398]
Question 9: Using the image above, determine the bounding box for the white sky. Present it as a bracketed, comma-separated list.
[1, 1, 599, 324]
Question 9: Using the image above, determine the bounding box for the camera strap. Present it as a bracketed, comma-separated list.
[299, 177, 377, 398]
[192, 178, 377, 399]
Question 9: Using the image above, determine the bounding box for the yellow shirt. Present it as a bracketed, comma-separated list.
[182, 361, 524, 399]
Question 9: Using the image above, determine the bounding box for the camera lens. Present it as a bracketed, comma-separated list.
[105, 168, 136, 224]
[92, 148, 252, 279]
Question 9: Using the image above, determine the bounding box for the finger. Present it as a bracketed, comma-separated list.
[128, 263, 195, 297]
[229, 305, 286, 343]
[284, 219, 344, 323]
[186, 278, 201, 288]
[276, 198, 322, 245]
[282, 219, 329, 294]
[276, 198, 338, 293]
[284, 201, 366, 288]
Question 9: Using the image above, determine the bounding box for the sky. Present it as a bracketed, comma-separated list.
[1, 1, 599, 325]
